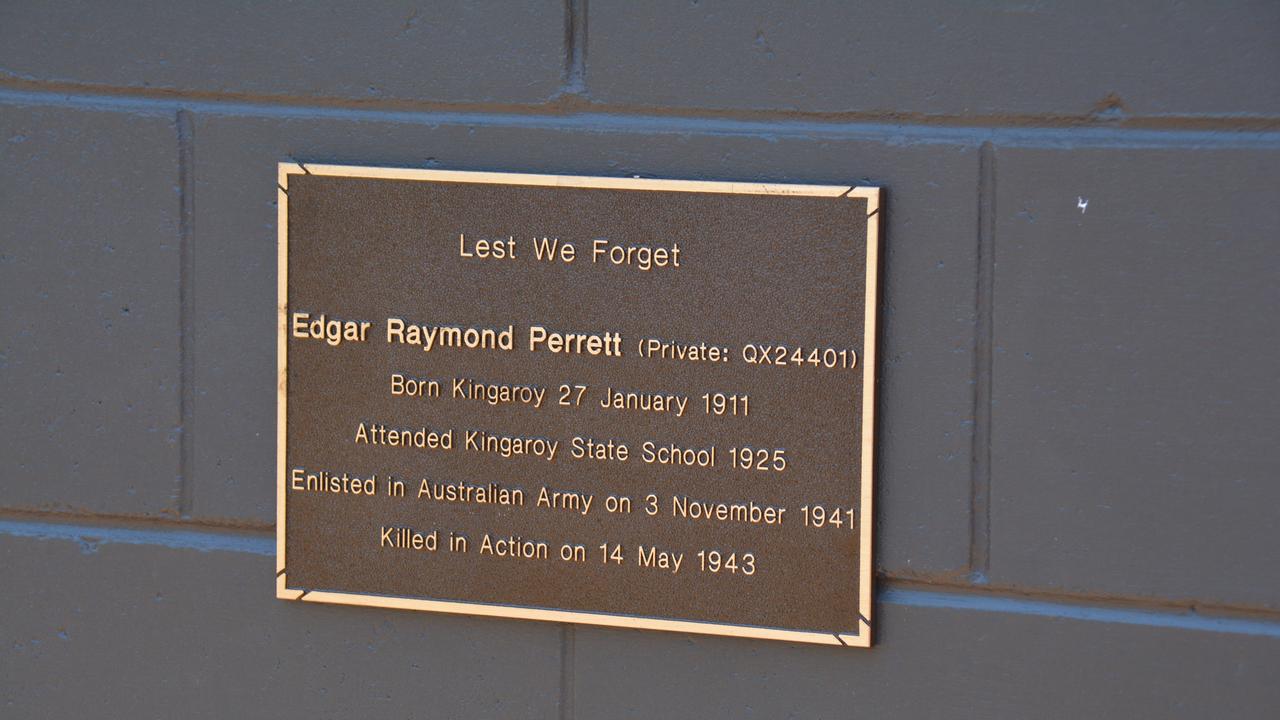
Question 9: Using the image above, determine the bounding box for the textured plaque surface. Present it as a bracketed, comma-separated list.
[277, 164, 880, 646]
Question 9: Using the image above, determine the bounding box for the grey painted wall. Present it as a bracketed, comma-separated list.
[2, 2, 1278, 717]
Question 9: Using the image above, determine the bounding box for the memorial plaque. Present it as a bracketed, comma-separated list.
[276, 164, 881, 647]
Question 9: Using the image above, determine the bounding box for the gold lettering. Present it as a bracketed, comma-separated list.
[591, 239, 681, 271]
[289, 312, 371, 347]
[528, 325, 623, 357]
[459, 233, 517, 260]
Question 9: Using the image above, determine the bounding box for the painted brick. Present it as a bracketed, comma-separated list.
[0, 533, 562, 718]
[189, 113, 978, 577]
[989, 146, 1280, 608]
[0, 1, 565, 105]
[588, 0, 1280, 118]
[0, 104, 180, 515]
[573, 602, 1280, 718]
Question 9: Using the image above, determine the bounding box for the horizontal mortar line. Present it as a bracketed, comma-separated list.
[0, 505, 273, 533]
[2, 77, 1277, 133]
[881, 588, 1280, 640]
[2, 85, 1279, 150]
[883, 574, 1269, 618]
[884, 578, 1280, 626]
[0, 518, 273, 556]
[1, 515, 1278, 638]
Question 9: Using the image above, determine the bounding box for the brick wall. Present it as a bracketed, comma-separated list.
[2, 2, 1278, 717]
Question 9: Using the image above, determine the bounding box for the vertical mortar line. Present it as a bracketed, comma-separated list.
[176, 109, 196, 517]
[969, 141, 996, 580]
[563, 0, 587, 94]
[559, 623, 576, 720]
[562, 0, 574, 85]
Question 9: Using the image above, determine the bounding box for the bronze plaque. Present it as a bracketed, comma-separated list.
[276, 164, 880, 647]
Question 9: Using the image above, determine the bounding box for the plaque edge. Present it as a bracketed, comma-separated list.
[275, 162, 881, 648]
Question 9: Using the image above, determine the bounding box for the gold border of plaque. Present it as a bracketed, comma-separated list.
[276, 163, 881, 647]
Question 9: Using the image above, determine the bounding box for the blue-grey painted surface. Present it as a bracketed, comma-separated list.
[1, 2, 1277, 717]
